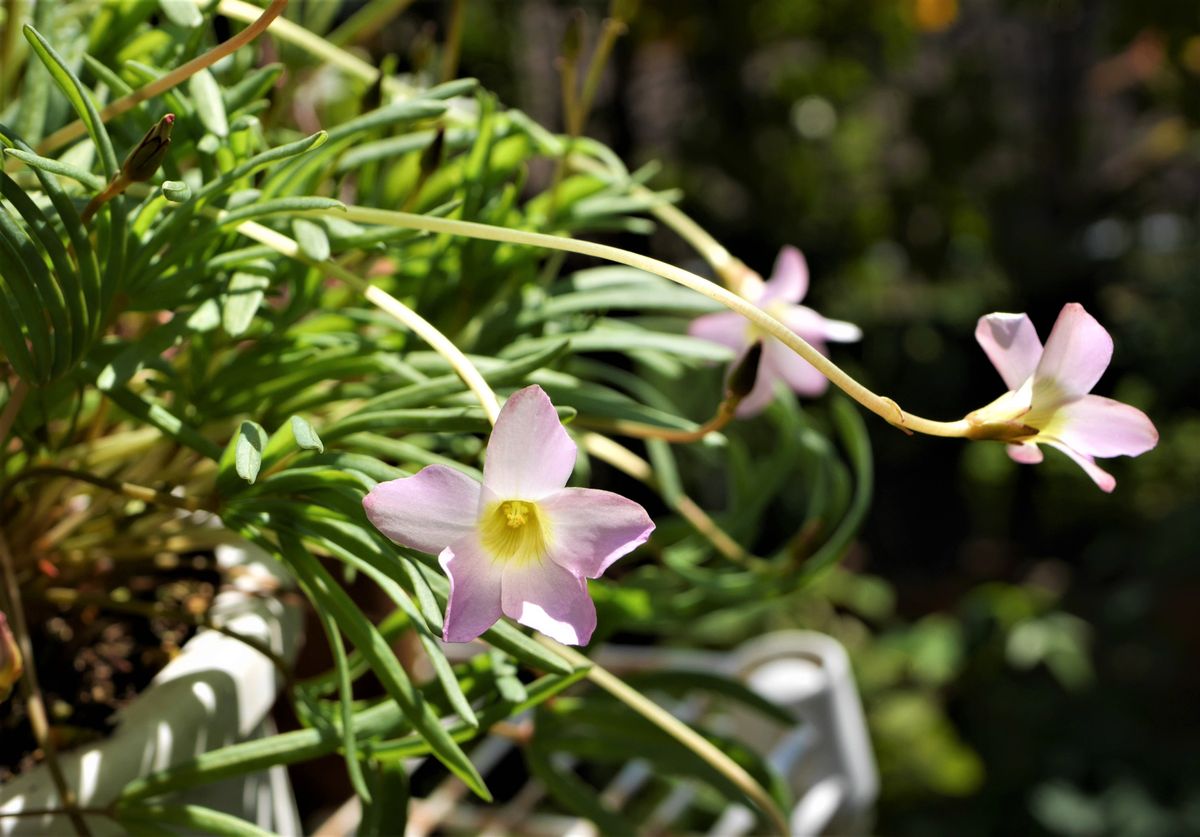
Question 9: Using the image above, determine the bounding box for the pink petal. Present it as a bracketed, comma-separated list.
[976, 313, 1044, 391]
[689, 310, 749, 352]
[484, 385, 577, 500]
[761, 245, 809, 304]
[1034, 303, 1113, 399]
[439, 534, 504, 643]
[765, 337, 829, 397]
[1048, 395, 1158, 459]
[1044, 441, 1117, 493]
[539, 488, 654, 578]
[1007, 443, 1044, 464]
[820, 317, 863, 343]
[502, 559, 597, 645]
[363, 465, 480, 554]
[733, 351, 781, 417]
[779, 304, 862, 345]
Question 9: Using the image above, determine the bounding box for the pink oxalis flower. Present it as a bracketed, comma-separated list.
[363, 386, 654, 645]
[689, 246, 861, 416]
[969, 303, 1158, 492]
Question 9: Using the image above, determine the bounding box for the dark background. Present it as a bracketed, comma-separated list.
[352, 1, 1199, 833]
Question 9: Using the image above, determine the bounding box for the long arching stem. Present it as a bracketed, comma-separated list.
[311, 205, 972, 438]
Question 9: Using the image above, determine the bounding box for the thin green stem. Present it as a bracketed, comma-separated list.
[309, 205, 972, 438]
[539, 637, 790, 835]
[574, 14, 626, 136]
[440, 0, 466, 83]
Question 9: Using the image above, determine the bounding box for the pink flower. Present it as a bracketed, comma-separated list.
[363, 386, 654, 645]
[969, 303, 1158, 492]
[688, 246, 861, 416]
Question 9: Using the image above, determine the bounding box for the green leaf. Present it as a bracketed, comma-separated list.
[158, 0, 204, 27]
[292, 217, 330, 261]
[289, 415, 324, 452]
[0, 169, 81, 377]
[215, 195, 343, 228]
[235, 421, 268, 483]
[0, 128, 101, 348]
[311, 601, 372, 803]
[221, 271, 269, 337]
[502, 326, 734, 363]
[117, 804, 272, 837]
[794, 397, 873, 583]
[1, 148, 105, 190]
[119, 702, 407, 802]
[162, 180, 191, 202]
[24, 25, 119, 176]
[278, 534, 491, 801]
[359, 761, 410, 837]
[358, 339, 570, 413]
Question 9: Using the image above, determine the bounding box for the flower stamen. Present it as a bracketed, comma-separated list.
[481, 499, 551, 565]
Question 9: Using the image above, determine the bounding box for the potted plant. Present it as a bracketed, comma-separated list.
[0, 0, 1156, 834]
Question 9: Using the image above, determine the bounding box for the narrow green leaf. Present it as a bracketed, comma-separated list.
[289, 415, 324, 452]
[215, 195, 343, 227]
[279, 534, 491, 801]
[0, 169, 82, 375]
[105, 387, 220, 457]
[359, 761, 410, 837]
[24, 25, 119, 176]
[0, 214, 56, 381]
[1, 148, 105, 190]
[292, 218, 330, 261]
[502, 328, 734, 363]
[235, 421, 268, 483]
[119, 702, 406, 802]
[0, 128, 101, 343]
[117, 803, 272, 837]
[312, 602, 372, 803]
[358, 339, 569, 413]
[221, 272, 269, 337]
[794, 397, 873, 583]
[162, 180, 191, 202]
[158, 0, 204, 28]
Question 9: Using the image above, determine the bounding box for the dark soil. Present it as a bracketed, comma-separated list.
[0, 555, 219, 781]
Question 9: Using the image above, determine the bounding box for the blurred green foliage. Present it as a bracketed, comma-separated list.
[434, 0, 1200, 833]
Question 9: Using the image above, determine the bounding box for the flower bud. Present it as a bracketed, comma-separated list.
[0, 611, 23, 702]
[561, 11, 584, 64]
[417, 126, 446, 181]
[727, 342, 764, 402]
[121, 113, 175, 183]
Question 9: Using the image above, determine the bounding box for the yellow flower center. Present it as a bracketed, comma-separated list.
[479, 500, 551, 565]
[745, 301, 788, 343]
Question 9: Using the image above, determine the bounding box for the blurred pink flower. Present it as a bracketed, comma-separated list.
[970, 303, 1158, 492]
[689, 246, 861, 416]
[364, 386, 654, 645]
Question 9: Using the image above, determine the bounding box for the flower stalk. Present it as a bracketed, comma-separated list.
[307, 204, 974, 438]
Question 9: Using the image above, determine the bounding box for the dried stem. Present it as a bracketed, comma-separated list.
[0, 530, 91, 836]
[0, 466, 215, 513]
